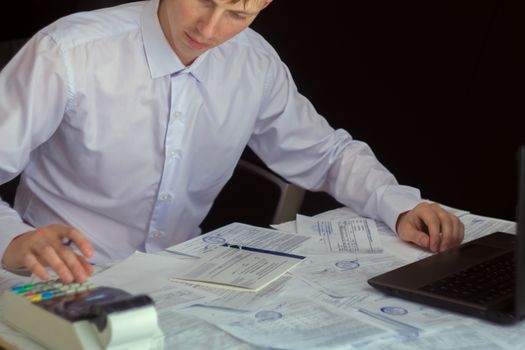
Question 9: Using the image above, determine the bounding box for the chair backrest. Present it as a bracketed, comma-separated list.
[0, 179, 19, 207]
[200, 158, 306, 233]
[237, 159, 305, 224]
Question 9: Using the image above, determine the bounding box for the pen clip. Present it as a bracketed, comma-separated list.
[223, 242, 242, 250]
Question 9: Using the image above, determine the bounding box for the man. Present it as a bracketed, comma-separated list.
[0, 0, 464, 283]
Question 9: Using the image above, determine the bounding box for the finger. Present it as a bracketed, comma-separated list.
[419, 210, 441, 252]
[438, 212, 454, 251]
[57, 246, 91, 283]
[400, 226, 430, 249]
[62, 228, 94, 258]
[78, 255, 95, 276]
[445, 215, 465, 250]
[451, 218, 465, 247]
[23, 253, 50, 281]
[39, 245, 74, 283]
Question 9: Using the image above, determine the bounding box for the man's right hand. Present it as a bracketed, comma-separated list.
[2, 224, 94, 283]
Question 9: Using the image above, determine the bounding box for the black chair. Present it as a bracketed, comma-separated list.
[201, 157, 306, 233]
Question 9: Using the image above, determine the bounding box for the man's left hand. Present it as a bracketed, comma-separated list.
[396, 202, 464, 252]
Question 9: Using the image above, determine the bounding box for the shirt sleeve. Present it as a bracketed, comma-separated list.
[248, 58, 422, 233]
[0, 32, 70, 258]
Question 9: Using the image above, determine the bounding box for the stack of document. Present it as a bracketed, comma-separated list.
[171, 244, 305, 292]
[166, 218, 384, 292]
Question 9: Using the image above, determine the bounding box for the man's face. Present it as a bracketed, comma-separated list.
[158, 0, 271, 65]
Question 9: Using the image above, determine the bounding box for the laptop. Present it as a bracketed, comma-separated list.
[368, 146, 525, 324]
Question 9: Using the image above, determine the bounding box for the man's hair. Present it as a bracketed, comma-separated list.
[158, 0, 263, 9]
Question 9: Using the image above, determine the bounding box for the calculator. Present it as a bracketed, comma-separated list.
[2, 280, 164, 350]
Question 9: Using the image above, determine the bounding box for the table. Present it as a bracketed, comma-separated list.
[1, 205, 524, 349]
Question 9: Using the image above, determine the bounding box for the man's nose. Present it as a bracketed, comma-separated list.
[197, 11, 221, 40]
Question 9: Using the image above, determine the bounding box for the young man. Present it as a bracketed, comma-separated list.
[0, 0, 464, 283]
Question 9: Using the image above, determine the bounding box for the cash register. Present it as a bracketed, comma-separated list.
[2, 279, 164, 349]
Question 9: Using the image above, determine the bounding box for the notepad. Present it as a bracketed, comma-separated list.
[171, 245, 305, 292]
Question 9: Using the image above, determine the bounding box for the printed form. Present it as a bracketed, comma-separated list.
[171, 245, 304, 291]
[181, 294, 390, 350]
[166, 222, 311, 258]
[295, 214, 383, 254]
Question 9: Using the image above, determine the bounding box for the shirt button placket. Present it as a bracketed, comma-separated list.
[146, 74, 189, 251]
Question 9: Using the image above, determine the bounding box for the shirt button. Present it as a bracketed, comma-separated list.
[169, 149, 181, 159]
[160, 193, 173, 201]
[173, 111, 182, 119]
[151, 230, 163, 238]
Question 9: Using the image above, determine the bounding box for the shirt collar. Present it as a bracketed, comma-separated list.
[141, 0, 210, 82]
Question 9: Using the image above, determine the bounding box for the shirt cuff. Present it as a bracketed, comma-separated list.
[0, 220, 35, 269]
[374, 185, 423, 234]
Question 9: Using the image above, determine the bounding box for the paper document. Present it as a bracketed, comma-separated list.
[90, 251, 216, 308]
[167, 222, 311, 258]
[291, 253, 406, 298]
[295, 214, 383, 254]
[461, 214, 516, 242]
[313, 206, 360, 220]
[172, 245, 305, 291]
[181, 295, 389, 350]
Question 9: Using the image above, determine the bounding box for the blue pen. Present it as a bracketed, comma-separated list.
[222, 243, 305, 260]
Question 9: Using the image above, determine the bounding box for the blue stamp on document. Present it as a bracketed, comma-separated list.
[380, 306, 408, 316]
[335, 260, 360, 270]
[202, 236, 226, 245]
[255, 310, 283, 322]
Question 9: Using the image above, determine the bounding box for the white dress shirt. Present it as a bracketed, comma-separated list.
[0, 0, 421, 263]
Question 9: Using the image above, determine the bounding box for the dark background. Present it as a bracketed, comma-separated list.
[255, 0, 525, 221]
[1, 0, 524, 222]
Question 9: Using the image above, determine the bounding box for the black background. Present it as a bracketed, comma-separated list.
[1, 0, 524, 221]
[254, 0, 525, 220]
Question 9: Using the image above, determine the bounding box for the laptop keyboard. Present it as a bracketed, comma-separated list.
[420, 251, 515, 306]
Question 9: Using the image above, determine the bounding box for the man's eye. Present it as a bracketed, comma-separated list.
[230, 12, 248, 20]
